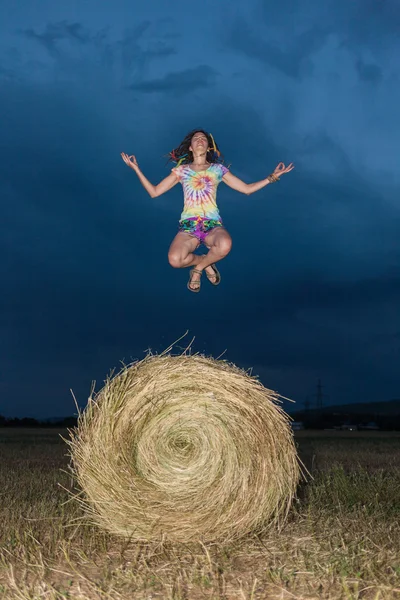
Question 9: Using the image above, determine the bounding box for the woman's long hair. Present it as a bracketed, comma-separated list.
[166, 129, 226, 167]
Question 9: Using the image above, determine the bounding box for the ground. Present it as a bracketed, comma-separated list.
[0, 428, 399, 599]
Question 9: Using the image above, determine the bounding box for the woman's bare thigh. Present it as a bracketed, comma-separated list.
[168, 231, 199, 260]
[203, 227, 232, 250]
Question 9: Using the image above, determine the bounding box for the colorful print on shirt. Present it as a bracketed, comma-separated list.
[172, 163, 229, 221]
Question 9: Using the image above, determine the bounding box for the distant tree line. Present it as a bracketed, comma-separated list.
[291, 410, 400, 431]
[1, 411, 399, 430]
[0, 415, 78, 428]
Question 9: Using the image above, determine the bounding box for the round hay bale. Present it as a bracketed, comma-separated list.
[68, 353, 301, 543]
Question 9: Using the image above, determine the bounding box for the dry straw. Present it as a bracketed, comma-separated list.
[67, 349, 301, 543]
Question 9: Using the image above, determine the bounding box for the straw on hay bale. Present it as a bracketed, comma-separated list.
[68, 353, 301, 543]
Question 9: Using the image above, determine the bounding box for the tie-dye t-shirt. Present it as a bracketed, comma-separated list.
[172, 163, 229, 221]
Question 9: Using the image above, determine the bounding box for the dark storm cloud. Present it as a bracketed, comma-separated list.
[127, 65, 218, 94]
[271, 272, 400, 323]
[0, 78, 181, 417]
[0, 0, 398, 417]
[112, 22, 177, 72]
[341, 0, 400, 47]
[199, 271, 400, 386]
[355, 60, 382, 84]
[1, 78, 398, 419]
[257, 0, 400, 45]
[18, 20, 177, 77]
[21, 21, 91, 55]
[211, 247, 400, 340]
[227, 20, 329, 78]
[229, 0, 397, 86]
[299, 131, 354, 175]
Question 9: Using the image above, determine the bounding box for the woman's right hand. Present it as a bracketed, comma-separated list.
[121, 153, 139, 171]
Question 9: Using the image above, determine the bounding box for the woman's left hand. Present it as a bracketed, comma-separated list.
[273, 162, 294, 178]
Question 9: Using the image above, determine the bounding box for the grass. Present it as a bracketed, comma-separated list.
[0, 428, 399, 599]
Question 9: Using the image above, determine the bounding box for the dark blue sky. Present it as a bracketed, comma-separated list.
[1, 0, 399, 418]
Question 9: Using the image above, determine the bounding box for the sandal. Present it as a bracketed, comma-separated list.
[187, 268, 202, 293]
[205, 264, 221, 286]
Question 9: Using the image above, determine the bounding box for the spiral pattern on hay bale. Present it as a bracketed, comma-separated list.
[68, 354, 300, 542]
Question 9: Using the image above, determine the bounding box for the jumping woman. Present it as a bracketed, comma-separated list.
[121, 129, 294, 292]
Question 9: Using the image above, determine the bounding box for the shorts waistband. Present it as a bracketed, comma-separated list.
[179, 216, 222, 224]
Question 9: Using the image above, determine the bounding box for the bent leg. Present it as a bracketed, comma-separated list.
[168, 232, 200, 268]
[190, 228, 232, 285]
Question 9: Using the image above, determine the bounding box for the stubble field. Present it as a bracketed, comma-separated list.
[0, 428, 399, 599]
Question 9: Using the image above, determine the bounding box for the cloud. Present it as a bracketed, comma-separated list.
[216, 268, 400, 334]
[342, 0, 400, 47]
[17, 21, 177, 80]
[112, 22, 177, 73]
[227, 0, 398, 90]
[298, 130, 354, 175]
[127, 65, 218, 94]
[200, 271, 400, 398]
[21, 21, 91, 55]
[355, 59, 382, 84]
[0, 58, 397, 417]
[227, 19, 330, 79]
[256, 0, 399, 48]
[280, 273, 400, 317]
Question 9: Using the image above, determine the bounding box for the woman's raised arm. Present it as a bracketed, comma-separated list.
[222, 162, 294, 195]
[121, 153, 179, 198]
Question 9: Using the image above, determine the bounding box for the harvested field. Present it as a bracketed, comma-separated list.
[0, 428, 399, 599]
